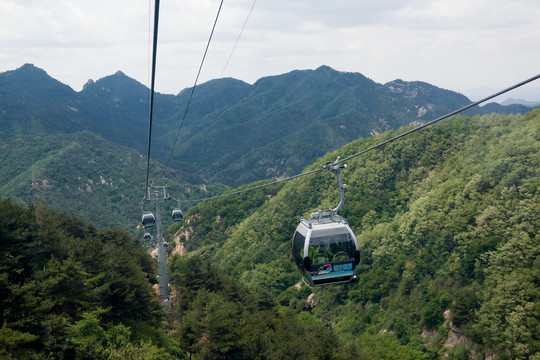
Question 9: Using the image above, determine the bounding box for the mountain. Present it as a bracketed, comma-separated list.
[163, 66, 508, 185]
[1, 64, 538, 229]
[0, 64, 84, 137]
[170, 110, 540, 359]
[1, 100, 538, 357]
[500, 97, 540, 107]
[0, 131, 225, 230]
[2, 64, 536, 187]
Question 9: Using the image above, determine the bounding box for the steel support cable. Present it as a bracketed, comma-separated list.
[164, 0, 225, 169]
[184, 167, 324, 204]
[145, 0, 161, 192]
[220, 0, 257, 78]
[182, 73, 540, 205]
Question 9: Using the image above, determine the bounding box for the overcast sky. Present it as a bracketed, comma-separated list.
[1, 0, 539, 101]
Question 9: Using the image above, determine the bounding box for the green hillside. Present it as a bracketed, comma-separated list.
[164, 66, 476, 185]
[2, 110, 538, 359]
[1, 199, 376, 359]
[0, 131, 225, 230]
[0, 199, 174, 358]
[171, 110, 540, 359]
[2, 64, 535, 191]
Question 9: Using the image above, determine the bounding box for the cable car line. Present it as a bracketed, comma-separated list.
[140, 0, 224, 237]
[145, 0, 161, 193]
[183, 166, 325, 204]
[293, 158, 360, 287]
[164, 0, 225, 169]
[142, 0, 223, 233]
[220, 0, 257, 78]
[181, 73, 540, 205]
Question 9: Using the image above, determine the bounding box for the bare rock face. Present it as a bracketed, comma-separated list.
[440, 308, 486, 359]
[303, 293, 316, 310]
[171, 213, 201, 256]
[172, 241, 186, 256]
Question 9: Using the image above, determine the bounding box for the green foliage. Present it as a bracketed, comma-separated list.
[0, 131, 219, 232]
[355, 333, 430, 360]
[451, 288, 478, 327]
[68, 312, 181, 360]
[0, 325, 39, 359]
[447, 344, 469, 360]
[423, 291, 452, 330]
[169, 254, 360, 359]
[177, 110, 540, 358]
[3, 71, 540, 360]
[0, 199, 179, 358]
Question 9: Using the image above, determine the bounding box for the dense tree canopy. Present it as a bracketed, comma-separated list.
[0, 199, 180, 358]
[175, 110, 540, 359]
[2, 110, 539, 359]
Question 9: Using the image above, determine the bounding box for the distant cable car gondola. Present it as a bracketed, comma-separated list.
[172, 208, 183, 222]
[292, 158, 360, 287]
[141, 211, 156, 228]
[144, 232, 152, 241]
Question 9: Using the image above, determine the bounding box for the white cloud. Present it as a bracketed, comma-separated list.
[0, 0, 539, 100]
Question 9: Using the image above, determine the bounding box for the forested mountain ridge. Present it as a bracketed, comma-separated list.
[2, 64, 537, 230]
[171, 110, 540, 359]
[1, 64, 535, 187]
[0, 131, 226, 230]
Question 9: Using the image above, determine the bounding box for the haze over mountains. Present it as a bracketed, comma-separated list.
[0, 63, 537, 228]
[500, 97, 540, 107]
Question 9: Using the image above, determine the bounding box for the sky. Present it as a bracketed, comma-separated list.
[1, 0, 539, 102]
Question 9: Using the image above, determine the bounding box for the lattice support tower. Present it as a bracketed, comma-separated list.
[146, 185, 171, 309]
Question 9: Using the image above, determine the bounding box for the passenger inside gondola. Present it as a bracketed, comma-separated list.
[332, 243, 349, 261]
[308, 236, 354, 265]
[309, 244, 329, 264]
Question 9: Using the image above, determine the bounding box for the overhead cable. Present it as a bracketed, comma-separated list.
[145, 0, 161, 192]
[184, 167, 324, 203]
[220, 0, 257, 78]
[164, 0, 225, 169]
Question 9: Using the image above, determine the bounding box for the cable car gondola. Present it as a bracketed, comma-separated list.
[141, 211, 156, 229]
[292, 214, 360, 287]
[292, 159, 360, 287]
[144, 232, 152, 241]
[172, 208, 183, 222]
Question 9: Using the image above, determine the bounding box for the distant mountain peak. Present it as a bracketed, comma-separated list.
[83, 79, 95, 90]
[80, 71, 148, 99]
[0, 63, 75, 97]
[19, 63, 42, 71]
[500, 97, 540, 107]
[315, 65, 335, 72]
[13, 63, 49, 77]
